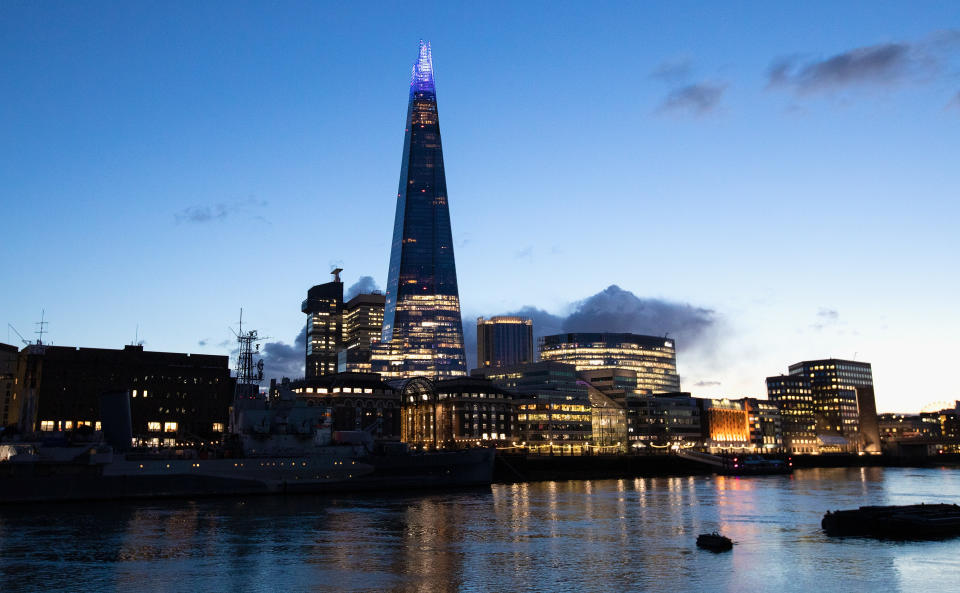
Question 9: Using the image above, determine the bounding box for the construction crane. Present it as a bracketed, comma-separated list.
[7, 324, 30, 346]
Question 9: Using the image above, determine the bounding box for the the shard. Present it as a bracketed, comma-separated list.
[374, 41, 467, 379]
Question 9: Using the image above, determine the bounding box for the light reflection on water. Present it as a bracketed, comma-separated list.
[1, 467, 960, 592]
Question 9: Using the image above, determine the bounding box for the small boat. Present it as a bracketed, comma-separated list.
[697, 532, 733, 551]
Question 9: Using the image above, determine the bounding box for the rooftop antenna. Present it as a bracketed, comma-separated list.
[331, 267, 343, 283]
[34, 309, 48, 345]
[852, 352, 858, 361]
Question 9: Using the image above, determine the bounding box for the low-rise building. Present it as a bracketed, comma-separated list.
[699, 398, 751, 452]
[398, 376, 516, 449]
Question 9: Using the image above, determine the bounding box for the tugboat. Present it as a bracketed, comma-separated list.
[696, 532, 734, 551]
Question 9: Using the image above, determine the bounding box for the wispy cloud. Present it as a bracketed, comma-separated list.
[811, 307, 840, 331]
[657, 82, 728, 116]
[949, 90, 960, 111]
[694, 380, 722, 387]
[651, 56, 693, 83]
[174, 197, 268, 224]
[768, 30, 960, 96]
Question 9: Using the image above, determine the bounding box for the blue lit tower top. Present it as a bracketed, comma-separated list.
[410, 40, 435, 97]
[377, 40, 466, 378]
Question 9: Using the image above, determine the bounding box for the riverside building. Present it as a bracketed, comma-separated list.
[787, 359, 879, 453]
[538, 333, 680, 394]
[766, 375, 818, 454]
[398, 376, 515, 449]
[15, 344, 232, 445]
[373, 41, 467, 379]
[476, 316, 534, 368]
[474, 361, 592, 453]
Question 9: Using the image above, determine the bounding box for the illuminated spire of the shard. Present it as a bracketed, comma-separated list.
[374, 41, 466, 379]
[410, 40, 435, 96]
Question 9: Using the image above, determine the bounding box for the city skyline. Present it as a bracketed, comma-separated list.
[3, 4, 959, 413]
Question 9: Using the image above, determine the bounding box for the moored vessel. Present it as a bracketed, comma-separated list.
[822, 503, 960, 539]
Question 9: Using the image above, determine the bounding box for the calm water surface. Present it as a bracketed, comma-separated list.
[2, 467, 959, 592]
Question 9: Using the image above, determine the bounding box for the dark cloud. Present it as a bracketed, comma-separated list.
[768, 31, 960, 95]
[175, 198, 267, 224]
[257, 326, 306, 381]
[768, 43, 913, 93]
[464, 285, 717, 370]
[651, 56, 693, 83]
[694, 380, 721, 387]
[346, 276, 381, 300]
[198, 339, 208, 347]
[562, 286, 715, 345]
[657, 82, 727, 116]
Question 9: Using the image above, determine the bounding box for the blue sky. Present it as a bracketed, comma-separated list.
[2, 2, 958, 412]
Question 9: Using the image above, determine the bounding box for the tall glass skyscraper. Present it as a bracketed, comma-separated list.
[374, 41, 466, 379]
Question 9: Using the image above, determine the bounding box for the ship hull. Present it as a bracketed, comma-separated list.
[0, 448, 495, 504]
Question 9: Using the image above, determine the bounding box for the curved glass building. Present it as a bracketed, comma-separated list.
[538, 333, 680, 394]
[374, 41, 467, 379]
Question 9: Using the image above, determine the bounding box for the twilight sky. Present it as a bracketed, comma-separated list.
[2, 2, 959, 413]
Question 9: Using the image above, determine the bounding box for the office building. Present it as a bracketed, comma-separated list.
[339, 292, 385, 373]
[475, 361, 592, 452]
[787, 359, 878, 452]
[302, 270, 344, 378]
[766, 375, 818, 454]
[578, 368, 639, 400]
[739, 397, 783, 451]
[539, 333, 680, 394]
[375, 41, 467, 379]
[625, 392, 702, 447]
[476, 316, 533, 368]
[17, 344, 233, 445]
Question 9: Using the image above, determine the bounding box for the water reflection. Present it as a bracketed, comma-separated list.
[2, 468, 960, 592]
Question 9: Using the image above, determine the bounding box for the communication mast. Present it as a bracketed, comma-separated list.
[232, 309, 268, 400]
[35, 309, 48, 345]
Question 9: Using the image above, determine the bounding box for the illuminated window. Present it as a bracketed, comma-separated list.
[212, 422, 224, 432]
[40, 420, 55, 431]
[148, 422, 162, 432]
[164, 422, 178, 433]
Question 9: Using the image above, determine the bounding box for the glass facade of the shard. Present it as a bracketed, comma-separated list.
[374, 41, 467, 379]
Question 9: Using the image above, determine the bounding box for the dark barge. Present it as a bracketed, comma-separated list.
[822, 503, 960, 539]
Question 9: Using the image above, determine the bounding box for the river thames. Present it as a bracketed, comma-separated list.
[1, 467, 959, 592]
